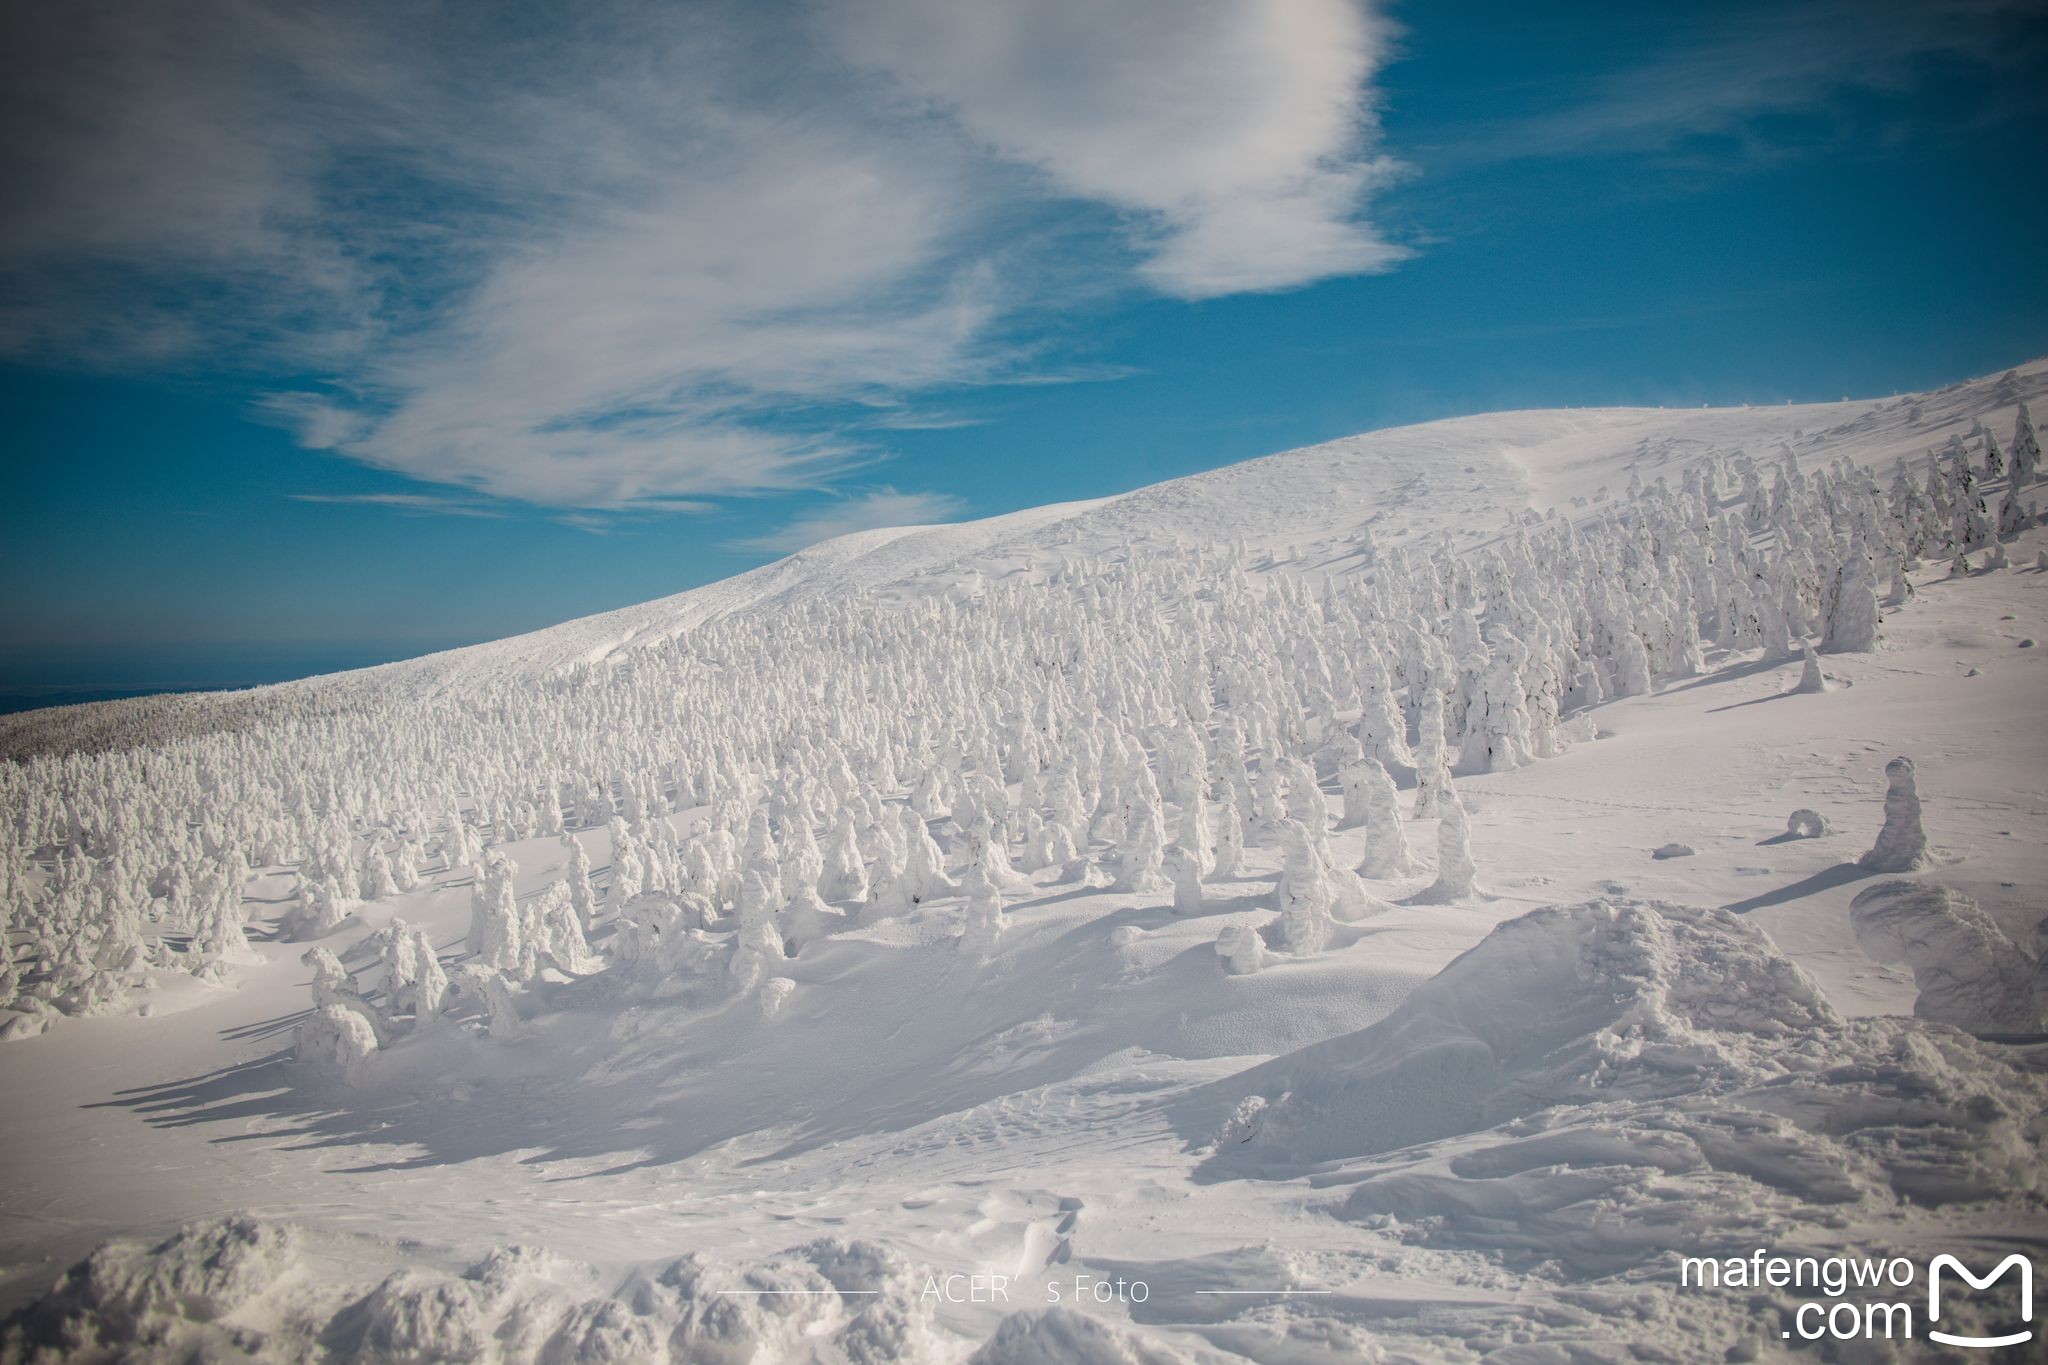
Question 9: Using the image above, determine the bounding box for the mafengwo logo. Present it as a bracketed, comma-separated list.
[1927, 1254, 2032, 1350]
[1680, 1248, 2034, 1346]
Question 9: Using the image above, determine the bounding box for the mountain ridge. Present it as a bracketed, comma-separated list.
[4, 356, 2043, 759]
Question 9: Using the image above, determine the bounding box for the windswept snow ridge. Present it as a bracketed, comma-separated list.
[1199, 900, 1847, 1174]
[1199, 901, 2044, 1281]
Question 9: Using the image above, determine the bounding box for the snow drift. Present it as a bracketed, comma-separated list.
[1197, 900, 2048, 1277]
[1200, 900, 1841, 1171]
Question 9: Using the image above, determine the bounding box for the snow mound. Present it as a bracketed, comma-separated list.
[1201, 900, 1838, 1171]
[1785, 809, 1828, 839]
[0, 1216, 303, 1363]
[1193, 900, 2048, 1278]
[1850, 879, 2045, 1034]
[966, 1307, 1192, 1365]
[4, 1226, 961, 1365]
[639, 1240, 950, 1365]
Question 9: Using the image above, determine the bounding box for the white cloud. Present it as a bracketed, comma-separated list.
[253, 392, 370, 450]
[733, 488, 968, 554]
[1471, 0, 2038, 161]
[826, 0, 1406, 298]
[286, 492, 505, 518]
[1, 0, 1407, 509]
[336, 119, 1006, 506]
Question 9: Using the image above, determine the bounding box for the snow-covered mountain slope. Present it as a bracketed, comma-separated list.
[17, 360, 2007, 731]
[3, 359, 2047, 1362]
[365, 360, 2041, 693]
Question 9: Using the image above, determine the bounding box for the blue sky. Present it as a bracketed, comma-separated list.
[3, 0, 2046, 698]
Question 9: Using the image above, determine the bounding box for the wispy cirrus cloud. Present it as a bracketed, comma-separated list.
[826, 0, 1406, 299]
[1467, 0, 2042, 162]
[732, 487, 969, 554]
[0, 1, 1409, 513]
[286, 492, 505, 519]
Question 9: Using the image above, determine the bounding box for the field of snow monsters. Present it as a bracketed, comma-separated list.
[2, 361, 2046, 1363]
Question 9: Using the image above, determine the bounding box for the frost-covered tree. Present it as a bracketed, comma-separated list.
[1115, 792, 1170, 894]
[819, 811, 870, 905]
[1792, 640, 1830, 694]
[285, 876, 353, 941]
[565, 836, 598, 931]
[1212, 794, 1245, 877]
[2013, 404, 2042, 487]
[2, 403, 1962, 1039]
[300, 946, 389, 1048]
[1273, 821, 1333, 956]
[901, 809, 957, 905]
[391, 840, 422, 893]
[468, 852, 522, 972]
[1335, 743, 1374, 831]
[192, 881, 256, 971]
[359, 841, 397, 901]
[1611, 621, 1653, 698]
[1462, 649, 1533, 773]
[451, 964, 521, 1037]
[527, 881, 598, 977]
[781, 819, 824, 901]
[1412, 690, 1449, 819]
[1164, 841, 1203, 915]
[1859, 756, 1931, 872]
[957, 864, 1003, 960]
[439, 808, 479, 872]
[1352, 756, 1417, 880]
[380, 918, 446, 1020]
[782, 878, 845, 957]
[1821, 539, 1880, 653]
[1998, 484, 2028, 540]
[730, 871, 787, 992]
[865, 839, 914, 922]
[1175, 785, 1212, 877]
[1417, 786, 1478, 904]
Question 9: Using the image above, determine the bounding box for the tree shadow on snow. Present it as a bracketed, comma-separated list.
[1704, 687, 1834, 715]
[89, 899, 1271, 1181]
[1191, 889, 1276, 918]
[89, 1051, 304, 1139]
[1721, 861, 1873, 914]
[218, 1007, 312, 1042]
[1657, 654, 1794, 700]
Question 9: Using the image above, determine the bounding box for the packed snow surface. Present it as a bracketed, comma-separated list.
[4, 361, 2048, 1360]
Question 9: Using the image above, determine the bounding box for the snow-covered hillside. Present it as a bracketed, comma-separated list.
[3, 361, 2046, 1362]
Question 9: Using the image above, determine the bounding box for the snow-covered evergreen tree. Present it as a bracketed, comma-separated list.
[1821, 538, 1880, 653]
[1353, 756, 1417, 880]
[1860, 756, 1931, 872]
[2013, 404, 2042, 487]
[1417, 786, 1478, 904]
[957, 864, 1003, 960]
[819, 811, 870, 905]
[1274, 821, 1333, 955]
